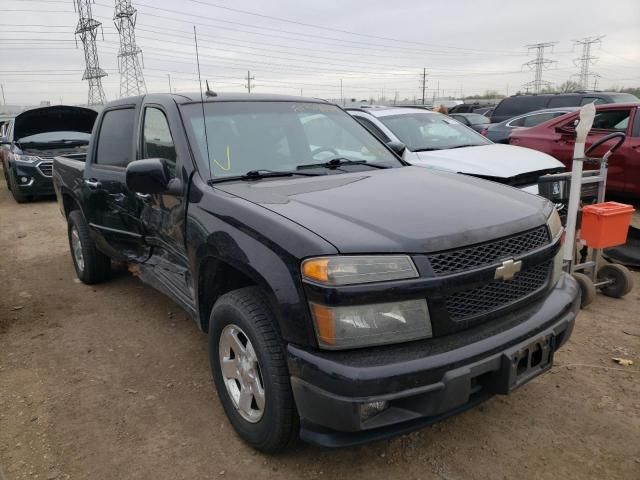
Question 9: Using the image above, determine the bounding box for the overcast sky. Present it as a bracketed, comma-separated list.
[1, 0, 639, 105]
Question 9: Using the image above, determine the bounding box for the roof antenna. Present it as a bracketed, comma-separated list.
[205, 80, 217, 97]
[193, 25, 212, 179]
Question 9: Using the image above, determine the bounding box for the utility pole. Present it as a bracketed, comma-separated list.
[593, 75, 599, 91]
[245, 70, 255, 93]
[114, 0, 146, 98]
[0, 84, 5, 106]
[74, 0, 107, 105]
[573, 36, 604, 90]
[167, 74, 172, 93]
[421, 68, 427, 105]
[522, 42, 557, 94]
[340, 79, 344, 106]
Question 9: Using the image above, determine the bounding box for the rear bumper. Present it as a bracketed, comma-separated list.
[11, 161, 54, 196]
[287, 273, 580, 447]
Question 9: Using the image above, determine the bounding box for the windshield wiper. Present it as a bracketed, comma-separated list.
[445, 144, 482, 149]
[208, 169, 325, 184]
[297, 158, 389, 170]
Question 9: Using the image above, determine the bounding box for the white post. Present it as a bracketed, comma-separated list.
[563, 103, 596, 266]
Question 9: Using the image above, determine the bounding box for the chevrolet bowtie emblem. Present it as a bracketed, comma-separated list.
[495, 259, 522, 281]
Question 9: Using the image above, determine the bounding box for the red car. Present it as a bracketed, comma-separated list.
[510, 103, 640, 198]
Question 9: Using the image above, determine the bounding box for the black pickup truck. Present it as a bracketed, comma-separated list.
[53, 93, 580, 452]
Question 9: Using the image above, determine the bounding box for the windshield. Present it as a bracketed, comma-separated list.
[18, 131, 91, 144]
[377, 112, 491, 151]
[181, 101, 402, 178]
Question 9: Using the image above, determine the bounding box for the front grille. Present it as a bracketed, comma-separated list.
[445, 262, 551, 322]
[37, 161, 53, 177]
[428, 226, 549, 275]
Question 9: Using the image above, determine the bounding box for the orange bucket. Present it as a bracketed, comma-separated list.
[580, 202, 635, 248]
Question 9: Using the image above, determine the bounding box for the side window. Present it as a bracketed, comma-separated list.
[355, 116, 391, 143]
[521, 112, 556, 127]
[591, 110, 631, 131]
[507, 116, 526, 127]
[142, 107, 177, 166]
[548, 96, 580, 108]
[95, 108, 135, 167]
[580, 97, 607, 106]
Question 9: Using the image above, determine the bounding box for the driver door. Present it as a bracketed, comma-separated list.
[135, 104, 193, 303]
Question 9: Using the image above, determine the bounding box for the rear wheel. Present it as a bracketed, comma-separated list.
[67, 210, 111, 284]
[209, 286, 298, 453]
[597, 263, 634, 298]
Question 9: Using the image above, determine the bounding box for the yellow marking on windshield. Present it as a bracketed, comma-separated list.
[213, 145, 231, 171]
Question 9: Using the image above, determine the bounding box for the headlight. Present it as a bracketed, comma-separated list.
[547, 208, 563, 242]
[301, 255, 418, 285]
[309, 299, 432, 349]
[11, 153, 40, 164]
[547, 210, 565, 285]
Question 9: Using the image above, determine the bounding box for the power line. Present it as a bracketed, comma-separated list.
[522, 42, 557, 93]
[114, 0, 146, 97]
[74, 0, 107, 105]
[573, 36, 604, 90]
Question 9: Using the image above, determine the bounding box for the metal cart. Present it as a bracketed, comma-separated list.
[538, 104, 634, 307]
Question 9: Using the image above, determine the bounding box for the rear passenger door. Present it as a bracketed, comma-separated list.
[83, 105, 150, 262]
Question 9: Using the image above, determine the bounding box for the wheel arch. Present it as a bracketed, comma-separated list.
[196, 255, 280, 334]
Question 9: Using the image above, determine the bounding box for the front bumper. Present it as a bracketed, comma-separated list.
[287, 273, 580, 447]
[11, 160, 54, 196]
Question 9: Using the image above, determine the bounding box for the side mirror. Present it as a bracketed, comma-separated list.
[126, 158, 181, 195]
[386, 141, 406, 156]
[554, 125, 575, 135]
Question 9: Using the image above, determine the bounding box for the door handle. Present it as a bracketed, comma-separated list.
[85, 178, 101, 189]
[135, 192, 151, 200]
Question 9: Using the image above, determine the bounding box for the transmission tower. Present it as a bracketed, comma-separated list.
[114, 0, 146, 97]
[74, 0, 107, 105]
[522, 42, 557, 94]
[573, 36, 604, 90]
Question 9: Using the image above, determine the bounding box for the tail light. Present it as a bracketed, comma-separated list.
[480, 128, 488, 136]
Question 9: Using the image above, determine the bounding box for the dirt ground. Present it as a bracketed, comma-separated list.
[0, 174, 639, 480]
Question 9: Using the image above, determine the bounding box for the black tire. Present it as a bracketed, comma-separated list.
[597, 263, 634, 298]
[67, 210, 111, 284]
[209, 286, 298, 453]
[8, 172, 32, 203]
[572, 272, 596, 308]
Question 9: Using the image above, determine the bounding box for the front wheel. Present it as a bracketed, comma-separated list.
[67, 210, 111, 284]
[208, 287, 298, 453]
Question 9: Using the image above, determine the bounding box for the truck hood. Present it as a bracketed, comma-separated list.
[14, 105, 97, 141]
[409, 144, 563, 178]
[215, 166, 553, 254]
